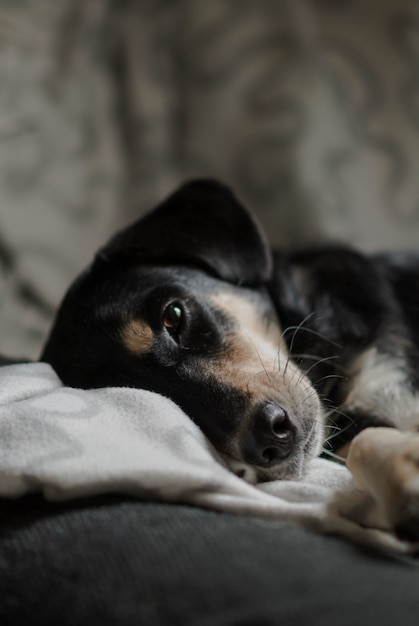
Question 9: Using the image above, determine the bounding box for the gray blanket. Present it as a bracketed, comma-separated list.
[0, 361, 414, 554]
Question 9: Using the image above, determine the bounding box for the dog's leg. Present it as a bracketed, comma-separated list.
[347, 427, 419, 540]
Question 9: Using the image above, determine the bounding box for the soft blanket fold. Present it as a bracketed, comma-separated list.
[0, 362, 414, 553]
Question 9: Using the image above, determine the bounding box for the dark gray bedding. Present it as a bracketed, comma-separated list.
[1, 496, 418, 626]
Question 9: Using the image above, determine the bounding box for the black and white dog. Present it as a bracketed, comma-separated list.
[41, 180, 419, 539]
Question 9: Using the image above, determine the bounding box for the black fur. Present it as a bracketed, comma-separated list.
[101, 179, 272, 285]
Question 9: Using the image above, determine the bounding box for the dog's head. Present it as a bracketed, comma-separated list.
[41, 180, 323, 482]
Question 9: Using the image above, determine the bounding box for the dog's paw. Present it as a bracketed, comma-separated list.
[347, 428, 419, 541]
[388, 439, 419, 541]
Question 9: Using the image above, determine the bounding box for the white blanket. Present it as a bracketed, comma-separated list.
[0, 362, 413, 553]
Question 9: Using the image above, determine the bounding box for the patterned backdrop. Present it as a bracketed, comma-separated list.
[0, 0, 418, 359]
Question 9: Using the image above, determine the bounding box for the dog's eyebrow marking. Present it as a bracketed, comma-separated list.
[209, 290, 285, 387]
[210, 291, 285, 357]
[121, 319, 154, 355]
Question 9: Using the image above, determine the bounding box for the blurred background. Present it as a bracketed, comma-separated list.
[0, 0, 418, 359]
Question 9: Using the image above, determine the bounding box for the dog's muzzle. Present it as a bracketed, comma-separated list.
[240, 401, 296, 468]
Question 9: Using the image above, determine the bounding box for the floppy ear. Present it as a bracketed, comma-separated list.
[99, 179, 272, 285]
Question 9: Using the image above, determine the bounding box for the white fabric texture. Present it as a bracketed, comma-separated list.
[0, 361, 414, 554]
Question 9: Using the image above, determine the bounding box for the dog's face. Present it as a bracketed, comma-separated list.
[42, 180, 323, 482]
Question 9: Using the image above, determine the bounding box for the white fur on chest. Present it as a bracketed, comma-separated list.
[345, 347, 419, 431]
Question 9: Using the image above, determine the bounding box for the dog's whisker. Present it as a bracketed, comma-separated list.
[246, 334, 271, 383]
[293, 354, 348, 377]
[323, 423, 341, 433]
[323, 399, 355, 423]
[295, 370, 304, 387]
[321, 448, 346, 463]
[312, 374, 347, 388]
[283, 323, 343, 350]
[299, 355, 341, 377]
[283, 353, 290, 377]
[323, 404, 354, 421]
[321, 412, 341, 431]
[322, 407, 358, 448]
[291, 353, 322, 360]
[281, 312, 327, 379]
[275, 347, 282, 374]
[284, 312, 317, 355]
[281, 311, 317, 342]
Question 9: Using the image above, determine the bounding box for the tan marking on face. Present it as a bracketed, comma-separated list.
[209, 291, 323, 465]
[210, 291, 314, 400]
[121, 319, 154, 355]
[211, 291, 286, 363]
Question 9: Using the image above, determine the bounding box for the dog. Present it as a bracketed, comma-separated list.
[41, 179, 419, 540]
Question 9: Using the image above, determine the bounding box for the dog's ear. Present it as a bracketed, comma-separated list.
[99, 179, 272, 285]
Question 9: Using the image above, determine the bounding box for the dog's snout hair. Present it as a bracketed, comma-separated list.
[207, 289, 324, 480]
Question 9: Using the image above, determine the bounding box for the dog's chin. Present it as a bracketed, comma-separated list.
[226, 456, 307, 485]
[221, 450, 312, 485]
[224, 458, 259, 484]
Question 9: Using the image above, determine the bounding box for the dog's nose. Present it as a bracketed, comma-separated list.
[241, 402, 296, 467]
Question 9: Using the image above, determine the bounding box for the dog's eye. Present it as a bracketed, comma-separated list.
[163, 303, 184, 336]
